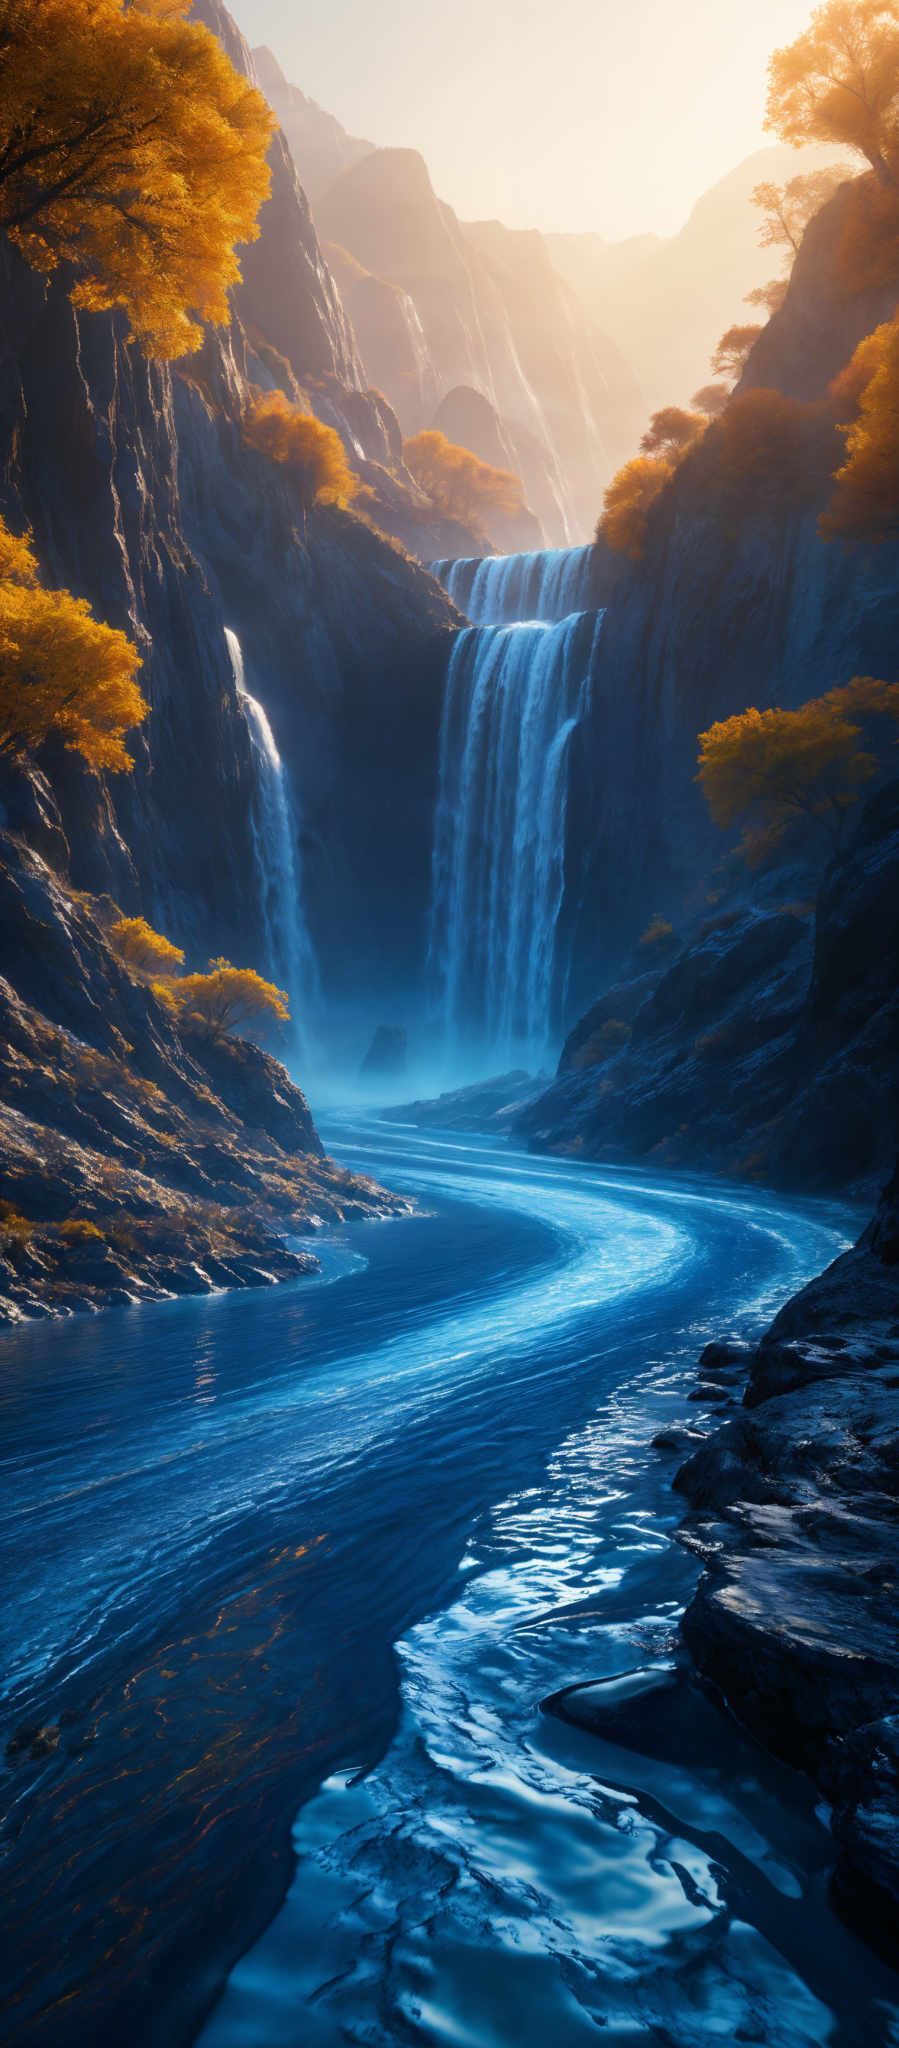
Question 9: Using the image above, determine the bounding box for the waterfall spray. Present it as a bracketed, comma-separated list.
[225, 628, 319, 1064]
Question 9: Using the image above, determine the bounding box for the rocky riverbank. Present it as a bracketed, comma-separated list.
[658, 1163, 899, 1953]
[0, 834, 408, 1323]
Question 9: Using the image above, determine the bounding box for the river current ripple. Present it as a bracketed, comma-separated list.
[1, 1119, 897, 2046]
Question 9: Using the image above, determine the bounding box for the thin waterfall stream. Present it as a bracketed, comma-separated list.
[225, 627, 320, 1064]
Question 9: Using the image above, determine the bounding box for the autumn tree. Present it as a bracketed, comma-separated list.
[109, 915, 184, 977]
[640, 407, 706, 460]
[242, 391, 357, 514]
[691, 382, 731, 418]
[766, 0, 899, 186]
[0, 515, 145, 769]
[596, 456, 674, 559]
[821, 314, 899, 538]
[0, 0, 273, 358]
[698, 676, 899, 860]
[169, 957, 289, 1038]
[745, 278, 790, 315]
[753, 168, 851, 257]
[710, 323, 764, 381]
[402, 431, 526, 542]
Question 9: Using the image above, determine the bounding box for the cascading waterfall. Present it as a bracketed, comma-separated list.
[225, 628, 319, 1063]
[427, 603, 603, 1069]
[429, 545, 596, 625]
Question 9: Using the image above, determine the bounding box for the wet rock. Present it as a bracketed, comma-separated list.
[674, 1162, 899, 1952]
[687, 1382, 734, 1403]
[651, 1425, 708, 1454]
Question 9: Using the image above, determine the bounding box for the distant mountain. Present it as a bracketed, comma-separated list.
[252, 46, 374, 199]
[547, 145, 844, 415]
[311, 146, 644, 542]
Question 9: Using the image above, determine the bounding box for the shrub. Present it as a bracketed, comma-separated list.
[109, 915, 185, 978]
[402, 430, 527, 543]
[639, 915, 675, 949]
[597, 456, 673, 559]
[0, 1201, 34, 1240]
[60, 1218, 103, 1242]
[821, 315, 899, 540]
[0, 517, 145, 770]
[243, 391, 357, 513]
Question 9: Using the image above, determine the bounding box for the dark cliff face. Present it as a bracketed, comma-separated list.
[0, 28, 460, 1045]
[522, 779, 899, 1196]
[562, 181, 899, 1011]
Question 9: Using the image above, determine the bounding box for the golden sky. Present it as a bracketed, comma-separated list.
[235, 0, 820, 236]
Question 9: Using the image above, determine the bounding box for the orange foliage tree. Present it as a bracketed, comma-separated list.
[0, 0, 273, 358]
[242, 391, 357, 514]
[168, 957, 289, 1038]
[821, 314, 899, 538]
[0, 515, 145, 769]
[596, 456, 674, 559]
[402, 431, 526, 542]
[766, 0, 899, 186]
[698, 676, 899, 858]
[691, 383, 731, 418]
[711, 324, 765, 381]
[109, 915, 185, 977]
[703, 388, 826, 501]
[640, 407, 706, 460]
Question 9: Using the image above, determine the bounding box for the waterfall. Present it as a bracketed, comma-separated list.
[427, 605, 602, 1070]
[225, 628, 319, 1063]
[429, 546, 596, 626]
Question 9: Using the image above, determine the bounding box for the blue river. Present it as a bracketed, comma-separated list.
[1, 1117, 896, 2047]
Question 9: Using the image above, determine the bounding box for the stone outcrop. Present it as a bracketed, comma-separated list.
[668, 1165, 899, 1953]
[0, 835, 407, 1321]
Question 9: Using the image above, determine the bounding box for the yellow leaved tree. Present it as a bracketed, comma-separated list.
[168, 958, 289, 1037]
[402, 431, 527, 542]
[821, 315, 899, 539]
[242, 391, 357, 513]
[0, 0, 273, 357]
[109, 915, 185, 976]
[766, 0, 899, 186]
[698, 676, 899, 861]
[0, 516, 145, 768]
[596, 456, 674, 560]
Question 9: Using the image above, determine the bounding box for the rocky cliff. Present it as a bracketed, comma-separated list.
[665, 1163, 899, 1953]
[560, 179, 899, 1014]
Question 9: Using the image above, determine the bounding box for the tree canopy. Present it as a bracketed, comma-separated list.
[0, 0, 273, 357]
[766, 0, 899, 183]
[242, 391, 358, 512]
[639, 407, 706, 461]
[402, 431, 526, 542]
[698, 676, 899, 860]
[691, 383, 731, 418]
[821, 314, 899, 538]
[109, 915, 184, 977]
[596, 456, 674, 559]
[0, 515, 145, 769]
[710, 323, 765, 381]
[752, 168, 850, 256]
[169, 957, 289, 1037]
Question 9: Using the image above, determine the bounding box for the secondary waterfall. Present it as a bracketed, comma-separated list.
[225, 628, 319, 1062]
[429, 545, 596, 625]
[427, 602, 602, 1070]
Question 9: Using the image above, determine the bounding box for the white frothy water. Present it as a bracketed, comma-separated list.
[427, 605, 602, 1070]
[226, 627, 319, 1063]
[431, 546, 595, 624]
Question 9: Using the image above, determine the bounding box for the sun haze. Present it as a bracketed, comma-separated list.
[233, 0, 820, 236]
